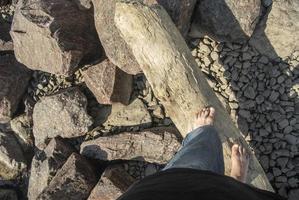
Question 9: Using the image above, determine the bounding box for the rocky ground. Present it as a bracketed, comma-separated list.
[0, 0, 298, 200]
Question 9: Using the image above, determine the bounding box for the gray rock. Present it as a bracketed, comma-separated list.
[0, 131, 26, 180]
[33, 87, 93, 149]
[276, 157, 289, 169]
[244, 86, 256, 99]
[284, 126, 293, 134]
[191, 0, 262, 42]
[80, 127, 181, 164]
[11, 0, 102, 76]
[278, 119, 289, 129]
[269, 91, 279, 102]
[258, 55, 269, 64]
[37, 153, 97, 200]
[256, 95, 265, 104]
[28, 137, 74, 200]
[238, 109, 251, 119]
[250, 0, 299, 59]
[104, 98, 152, 127]
[273, 167, 282, 177]
[0, 55, 32, 123]
[285, 134, 299, 145]
[259, 155, 269, 171]
[83, 59, 133, 105]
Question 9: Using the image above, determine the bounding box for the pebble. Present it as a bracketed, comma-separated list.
[278, 119, 289, 129]
[243, 86, 256, 99]
[269, 91, 279, 102]
[238, 109, 251, 119]
[256, 95, 265, 104]
[277, 75, 285, 84]
[285, 134, 299, 145]
[259, 56, 269, 64]
[283, 126, 293, 134]
[276, 157, 289, 169]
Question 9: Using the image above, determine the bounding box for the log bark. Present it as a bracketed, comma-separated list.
[113, 0, 274, 192]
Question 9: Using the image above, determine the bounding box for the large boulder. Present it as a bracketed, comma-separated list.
[190, 0, 262, 42]
[0, 55, 31, 123]
[103, 98, 152, 127]
[33, 87, 93, 148]
[88, 164, 136, 200]
[80, 127, 181, 164]
[10, 0, 102, 76]
[0, 131, 26, 180]
[37, 153, 97, 200]
[250, 0, 299, 59]
[92, 0, 196, 75]
[27, 137, 75, 200]
[83, 59, 133, 105]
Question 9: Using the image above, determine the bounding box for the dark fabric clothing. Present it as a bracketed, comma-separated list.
[118, 168, 284, 200]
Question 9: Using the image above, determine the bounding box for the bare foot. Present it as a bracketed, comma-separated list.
[230, 144, 250, 183]
[188, 107, 215, 132]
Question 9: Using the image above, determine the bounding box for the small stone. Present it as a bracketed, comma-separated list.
[285, 134, 299, 145]
[243, 61, 251, 69]
[277, 75, 285, 84]
[258, 56, 269, 64]
[210, 51, 219, 61]
[259, 129, 269, 137]
[259, 155, 269, 171]
[288, 177, 299, 188]
[238, 109, 251, 119]
[276, 157, 289, 169]
[269, 91, 279, 102]
[278, 119, 289, 129]
[284, 126, 293, 134]
[242, 52, 252, 60]
[256, 95, 265, 104]
[244, 86, 256, 99]
[288, 189, 299, 200]
[276, 176, 287, 183]
[273, 167, 282, 177]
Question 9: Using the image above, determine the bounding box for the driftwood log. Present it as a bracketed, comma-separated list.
[114, 0, 274, 192]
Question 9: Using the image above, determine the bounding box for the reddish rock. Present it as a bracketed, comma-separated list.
[83, 60, 133, 105]
[80, 127, 181, 164]
[11, 0, 102, 76]
[37, 153, 97, 200]
[0, 55, 31, 123]
[28, 137, 75, 200]
[88, 165, 136, 200]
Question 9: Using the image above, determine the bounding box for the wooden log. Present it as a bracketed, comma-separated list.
[113, 0, 274, 192]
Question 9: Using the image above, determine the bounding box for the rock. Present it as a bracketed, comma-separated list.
[238, 109, 251, 119]
[11, 0, 102, 76]
[276, 157, 289, 169]
[191, 0, 262, 42]
[0, 17, 13, 52]
[92, 0, 141, 75]
[33, 87, 93, 148]
[37, 153, 97, 200]
[0, 55, 31, 123]
[288, 189, 299, 200]
[244, 86, 256, 99]
[0, 131, 26, 180]
[278, 119, 289, 129]
[87, 164, 136, 200]
[104, 98, 151, 127]
[272, 167, 282, 177]
[93, 0, 196, 74]
[156, 0, 197, 37]
[28, 137, 75, 200]
[256, 95, 265, 104]
[83, 60, 133, 105]
[10, 114, 33, 153]
[259, 155, 269, 171]
[250, 0, 299, 59]
[81, 127, 181, 164]
[0, 189, 18, 200]
[285, 134, 299, 145]
[258, 55, 269, 64]
[269, 91, 279, 102]
[284, 126, 293, 134]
